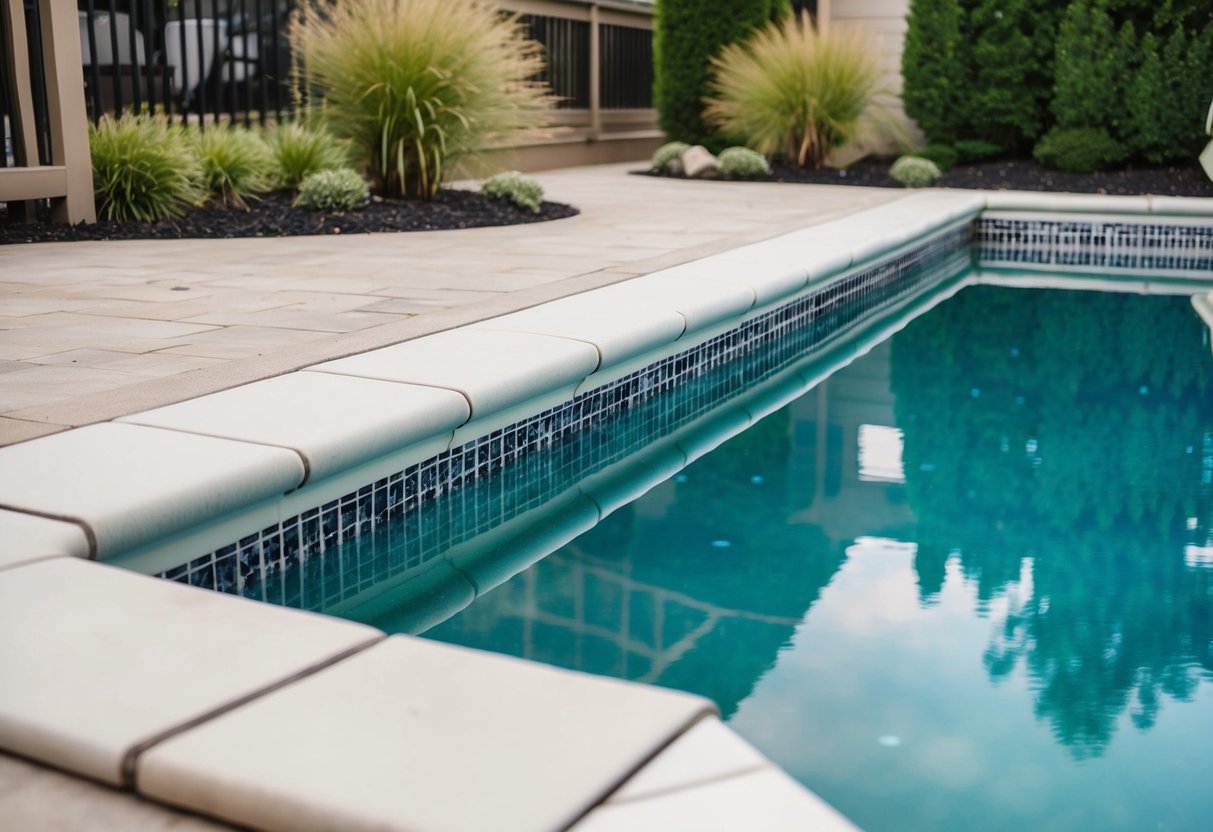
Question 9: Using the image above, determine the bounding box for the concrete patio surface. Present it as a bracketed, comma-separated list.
[0, 163, 901, 446]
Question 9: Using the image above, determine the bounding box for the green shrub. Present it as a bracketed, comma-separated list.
[704, 14, 887, 169]
[654, 0, 789, 147]
[954, 139, 1005, 163]
[293, 168, 369, 211]
[190, 126, 272, 209]
[966, 0, 1060, 152]
[902, 0, 969, 144]
[718, 146, 771, 178]
[289, 0, 552, 200]
[266, 122, 352, 190]
[651, 141, 690, 172]
[89, 112, 204, 222]
[1052, 0, 1119, 130]
[889, 156, 941, 188]
[480, 171, 544, 213]
[914, 143, 958, 172]
[1033, 127, 1127, 173]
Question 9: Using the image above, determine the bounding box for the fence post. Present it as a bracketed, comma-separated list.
[588, 3, 601, 140]
[39, 0, 95, 223]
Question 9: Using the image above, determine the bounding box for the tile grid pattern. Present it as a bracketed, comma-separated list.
[156, 226, 974, 601]
[976, 217, 1213, 272]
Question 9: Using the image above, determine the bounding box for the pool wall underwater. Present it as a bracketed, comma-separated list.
[1, 190, 1211, 832]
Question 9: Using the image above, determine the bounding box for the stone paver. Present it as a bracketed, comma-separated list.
[0, 165, 901, 444]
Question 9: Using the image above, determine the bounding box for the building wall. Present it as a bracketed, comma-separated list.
[825, 0, 923, 159]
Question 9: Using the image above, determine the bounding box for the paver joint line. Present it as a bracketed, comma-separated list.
[121, 632, 387, 790]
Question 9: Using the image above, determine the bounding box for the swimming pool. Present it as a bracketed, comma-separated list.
[416, 284, 1213, 831]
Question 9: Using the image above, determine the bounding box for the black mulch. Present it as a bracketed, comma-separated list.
[0, 189, 579, 246]
[641, 157, 1213, 198]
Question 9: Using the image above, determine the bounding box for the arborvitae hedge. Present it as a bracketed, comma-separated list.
[653, 0, 790, 147]
[903, 0, 1213, 165]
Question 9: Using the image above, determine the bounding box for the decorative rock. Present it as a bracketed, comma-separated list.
[682, 145, 721, 179]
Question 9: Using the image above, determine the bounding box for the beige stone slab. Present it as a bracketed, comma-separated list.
[313, 329, 599, 420]
[0, 753, 235, 831]
[180, 308, 401, 333]
[0, 423, 305, 558]
[0, 365, 145, 413]
[0, 416, 66, 445]
[0, 558, 382, 786]
[0, 509, 89, 570]
[138, 636, 715, 832]
[572, 766, 859, 832]
[153, 325, 327, 359]
[119, 372, 470, 483]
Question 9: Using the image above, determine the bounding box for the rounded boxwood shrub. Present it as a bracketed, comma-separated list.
[293, 168, 369, 211]
[481, 171, 544, 213]
[651, 141, 690, 172]
[914, 143, 958, 172]
[1033, 127, 1127, 173]
[890, 156, 942, 188]
[718, 147, 771, 178]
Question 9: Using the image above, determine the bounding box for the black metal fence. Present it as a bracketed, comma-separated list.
[75, 0, 292, 127]
[599, 22, 652, 109]
[2, 1, 54, 168]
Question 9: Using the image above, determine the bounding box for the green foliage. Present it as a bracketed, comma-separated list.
[651, 141, 690, 171]
[954, 139, 1005, 162]
[914, 143, 959, 172]
[88, 112, 204, 222]
[653, 0, 790, 146]
[1052, 0, 1118, 130]
[718, 147, 771, 178]
[704, 14, 888, 169]
[889, 155, 942, 187]
[480, 170, 544, 213]
[266, 122, 353, 190]
[289, 0, 552, 200]
[967, 0, 1061, 152]
[1033, 126, 1127, 173]
[292, 168, 369, 211]
[189, 126, 272, 209]
[901, 0, 969, 144]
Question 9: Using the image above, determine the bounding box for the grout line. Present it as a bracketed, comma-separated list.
[120, 633, 387, 790]
[0, 503, 98, 558]
[602, 762, 775, 808]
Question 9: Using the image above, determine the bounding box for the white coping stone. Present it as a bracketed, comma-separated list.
[0, 558, 381, 786]
[714, 229, 852, 285]
[584, 269, 756, 335]
[982, 190, 1152, 214]
[472, 283, 687, 372]
[1148, 195, 1213, 217]
[607, 717, 768, 804]
[573, 765, 859, 832]
[646, 255, 806, 310]
[0, 423, 304, 559]
[311, 329, 599, 422]
[0, 508, 89, 570]
[118, 373, 469, 484]
[137, 636, 715, 832]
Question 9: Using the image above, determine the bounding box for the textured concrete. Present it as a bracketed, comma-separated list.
[0, 165, 902, 443]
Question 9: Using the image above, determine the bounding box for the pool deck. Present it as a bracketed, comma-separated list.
[0, 164, 902, 445]
[1, 165, 1210, 832]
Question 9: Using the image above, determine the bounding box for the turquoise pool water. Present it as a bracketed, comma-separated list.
[415, 285, 1213, 831]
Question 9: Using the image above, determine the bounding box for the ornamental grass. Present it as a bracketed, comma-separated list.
[704, 13, 889, 169]
[289, 0, 553, 199]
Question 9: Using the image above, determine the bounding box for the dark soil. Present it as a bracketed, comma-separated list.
[0, 189, 579, 246]
[644, 157, 1213, 198]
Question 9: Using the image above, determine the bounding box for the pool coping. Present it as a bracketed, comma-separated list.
[1, 188, 1211, 832]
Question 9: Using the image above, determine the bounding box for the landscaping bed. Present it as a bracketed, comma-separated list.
[0, 189, 579, 246]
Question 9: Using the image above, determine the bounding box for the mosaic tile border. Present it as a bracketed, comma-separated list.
[976, 217, 1213, 273]
[157, 224, 973, 604]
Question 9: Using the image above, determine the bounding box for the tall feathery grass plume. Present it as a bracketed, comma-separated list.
[704, 13, 892, 169]
[288, 0, 554, 199]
